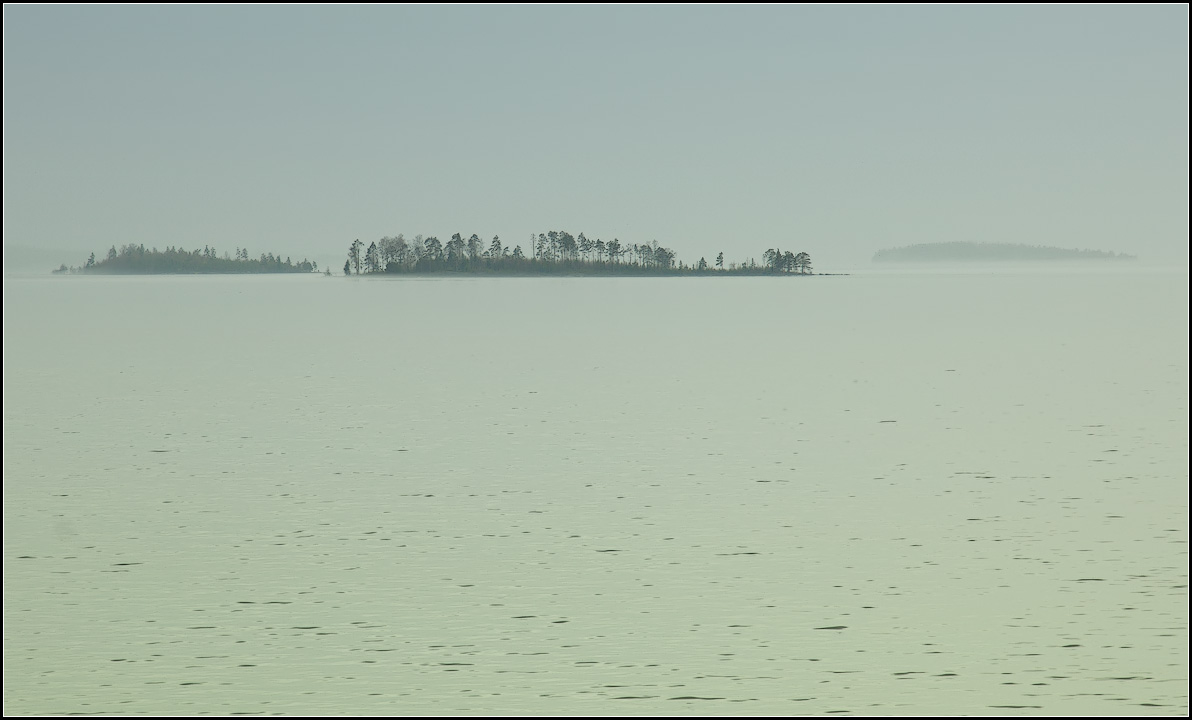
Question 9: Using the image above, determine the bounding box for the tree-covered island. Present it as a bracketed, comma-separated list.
[344, 231, 815, 276]
[55, 245, 318, 274]
[50, 231, 819, 276]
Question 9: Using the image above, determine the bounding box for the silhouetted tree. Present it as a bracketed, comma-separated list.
[422, 236, 442, 262]
[783, 251, 796, 273]
[558, 231, 577, 261]
[795, 252, 812, 274]
[607, 238, 622, 264]
[365, 241, 380, 273]
[446, 234, 466, 263]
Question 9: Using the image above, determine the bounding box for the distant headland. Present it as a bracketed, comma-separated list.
[873, 242, 1136, 263]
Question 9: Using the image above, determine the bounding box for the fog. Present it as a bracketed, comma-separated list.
[4, 5, 1188, 715]
[3, 5, 1189, 269]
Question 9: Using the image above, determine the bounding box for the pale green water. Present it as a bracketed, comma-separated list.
[4, 270, 1188, 715]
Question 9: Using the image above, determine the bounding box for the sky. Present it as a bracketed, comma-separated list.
[3, 5, 1188, 270]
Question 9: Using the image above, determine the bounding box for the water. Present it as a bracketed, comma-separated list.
[4, 269, 1188, 715]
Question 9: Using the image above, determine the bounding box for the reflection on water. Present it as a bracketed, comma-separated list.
[4, 271, 1188, 715]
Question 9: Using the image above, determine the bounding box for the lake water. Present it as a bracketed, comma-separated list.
[3, 268, 1188, 715]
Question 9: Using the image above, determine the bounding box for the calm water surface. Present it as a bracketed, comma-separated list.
[4, 269, 1188, 715]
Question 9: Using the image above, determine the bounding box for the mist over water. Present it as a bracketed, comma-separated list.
[4, 269, 1187, 715]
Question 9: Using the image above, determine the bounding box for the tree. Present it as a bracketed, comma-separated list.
[607, 238, 622, 264]
[365, 241, 380, 273]
[422, 236, 442, 262]
[394, 235, 410, 266]
[488, 235, 503, 259]
[783, 251, 796, 274]
[467, 234, 483, 261]
[547, 231, 559, 262]
[795, 252, 812, 274]
[343, 259, 351, 275]
[348, 239, 364, 274]
[108, 246, 118, 261]
[378, 236, 396, 269]
[445, 234, 466, 262]
[716, 252, 724, 270]
[558, 231, 577, 262]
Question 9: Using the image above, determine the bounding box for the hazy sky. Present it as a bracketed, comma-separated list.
[4, 5, 1188, 268]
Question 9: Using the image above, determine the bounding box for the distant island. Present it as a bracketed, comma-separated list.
[873, 242, 1136, 263]
[50, 232, 823, 276]
[54, 245, 318, 274]
[342, 231, 815, 276]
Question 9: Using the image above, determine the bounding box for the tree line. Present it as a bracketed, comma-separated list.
[345, 231, 813, 276]
[57, 245, 319, 274]
[762, 249, 814, 274]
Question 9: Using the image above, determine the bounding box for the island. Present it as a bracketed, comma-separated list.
[873, 242, 1136, 263]
[343, 231, 815, 276]
[55, 245, 319, 274]
[51, 231, 822, 276]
